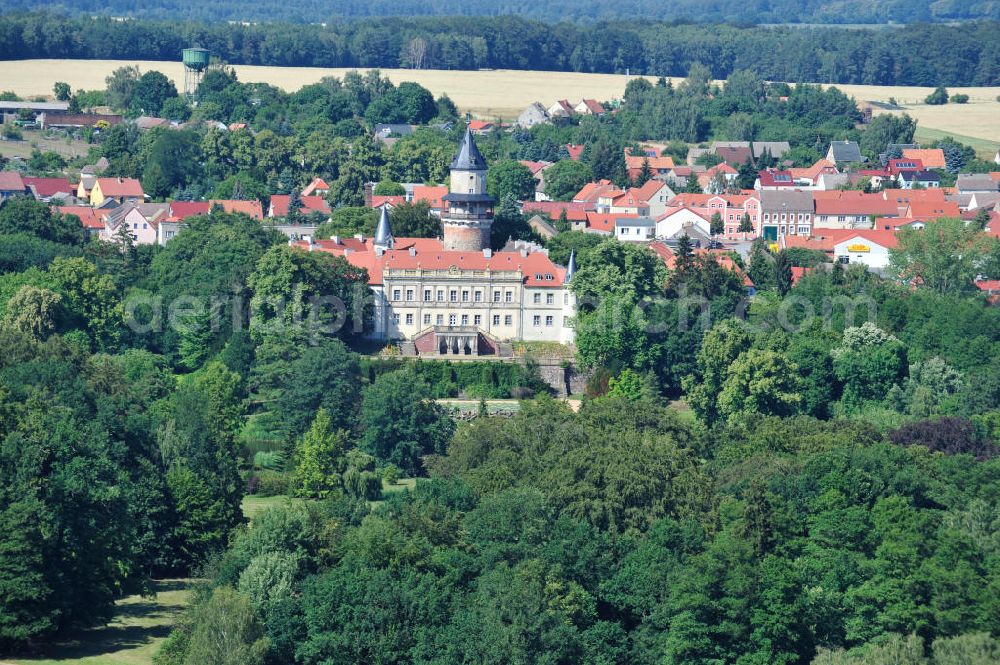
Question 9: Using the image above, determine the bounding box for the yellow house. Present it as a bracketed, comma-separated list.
[89, 177, 144, 206]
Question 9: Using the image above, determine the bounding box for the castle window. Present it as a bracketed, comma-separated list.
[424, 290, 432, 301]
[449, 289, 457, 302]
[533, 315, 541, 326]
[462, 290, 469, 302]
[461, 315, 468, 325]
[449, 314, 457, 325]
[437, 290, 444, 302]
[423, 314, 431, 325]
[392, 313, 399, 324]
[406, 289, 414, 301]
[474, 290, 482, 302]
[493, 290, 501, 302]
[474, 315, 481, 325]
[493, 315, 500, 325]
[436, 314, 443, 324]
[405, 313, 413, 325]
[505, 291, 513, 302]
[534, 293, 541, 304]
[546, 293, 554, 304]
[392, 289, 401, 300]
[504, 315, 512, 325]
[546, 316, 553, 326]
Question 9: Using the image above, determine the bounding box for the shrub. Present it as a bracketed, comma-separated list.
[253, 450, 286, 471]
[951, 93, 969, 104]
[889, 417, 996, 460]
[925, 86, 949, 105]
[249, 471, 291, 496]
[343, 468, 382, 500]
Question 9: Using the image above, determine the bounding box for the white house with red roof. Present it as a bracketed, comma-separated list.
[624, 147, 676, 183]
[268, 194, 331, 218]
[831, 230, 899, 270]
[297, 130, 576, 352]
[574, 99, 606, 116]
[655, 207, 712, 239]
[302, 178, 330, 197]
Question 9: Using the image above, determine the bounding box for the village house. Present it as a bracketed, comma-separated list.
[268, 194, 331, 218]
[56, 205, 104, 238]
[624, 147, 676, 182]
[712, 141, 791, 161]
[574, 99, 606, 116]
[547, 100, 575, 120]
[826, 141, 865, 165]
[0, 172, 27, 202]
[655, 207, 711, 239]
[101, 203, 170, 245]
[302, 178, 330, 197]
[517, 102, 550, 129]
[23, 177, 74, 202]
[759, 190, 814, 239]
[756, 169, 797, 190]
[662, 193, 762, 240]
[88, 177, 145, 206]
[296, 130, 575, 352]
[614, 217, 656, 242]
[956, 174, 1000, 193]
[901, 148, 946, 170]
[897, 170, 941, 189]
[812, 191, 898, 229]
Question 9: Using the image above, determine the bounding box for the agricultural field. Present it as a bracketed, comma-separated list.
[3, 59, 1000, 142]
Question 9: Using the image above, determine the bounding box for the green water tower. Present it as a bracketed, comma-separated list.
[182, 47, 210, 98]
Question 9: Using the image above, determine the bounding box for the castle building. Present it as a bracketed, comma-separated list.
[296, 129, 576, 355]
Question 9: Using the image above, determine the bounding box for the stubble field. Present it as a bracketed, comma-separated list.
[2, 59, 998, 149]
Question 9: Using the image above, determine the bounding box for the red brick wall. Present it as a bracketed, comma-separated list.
[413, 330, 437, 354]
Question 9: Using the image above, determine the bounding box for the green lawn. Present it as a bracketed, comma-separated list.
[0, 130, 92, 160]
[8, 580, 194, 665]
[914, 127, 1000, 161]
[240, 493, 301, 520]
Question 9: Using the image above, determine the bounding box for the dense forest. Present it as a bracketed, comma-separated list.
[1, 12, 999, 86]
[6, 0, 1000, 24]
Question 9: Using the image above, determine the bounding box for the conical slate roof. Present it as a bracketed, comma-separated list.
[374, 206, 394, 248]
[565, 250, 577, 282]
[450, 128, 487, 171]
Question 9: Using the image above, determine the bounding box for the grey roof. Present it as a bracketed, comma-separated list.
[760, 189, 815, 212]
[374, 123, 414, 137]
[828, 141, 864, 163]
[565, 250, 577, 282]
[712, 141, 790, 158]
[616, 217, 656, 228]
[899, 170, 941, 183]
[451, 128, 487, 171]
[374, 206, 394, 248]
[956, 174, 999, 193]
[0, 101, 69, 112]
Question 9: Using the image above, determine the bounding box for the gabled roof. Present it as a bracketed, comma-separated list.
[213, 199, 264, 219]
[578, 99, 606, 114]
[269, 194, 331, 217]
[95, 177, 144, 198]
[301, 236, 568, 287]
[813, 192, 898, 217]
[371, 195, 406, 209]
[757, 169, 797, 188]
[888, 158, 924, 173]
[905, 200, 960, 218]
[302, 177, 330, 196]
[788, 159, 837, 183]
[573, 179, 619, 206]
[716, 146, 753, 166]
[168, 201, 211, 220]
[518, 160, 552, 175]
[0, 171, 26, 192]
[451, 128, 487, 171]
[522, 200, 588, 221]
[56, 205, 103, 229]
[412, 185, 449, 210]
[467, 119, 494, 132]
[23, 177, 73, 198]
[828, 141, 864, 163]
[898, 169, 940, 183]
[901, 149, 946, 170]
[586, 212, 635, 233]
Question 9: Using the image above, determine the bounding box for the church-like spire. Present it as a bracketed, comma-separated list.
[565, 250, 577, 282]
[450, 127, 487, 171]
[374, 205, 394, 249]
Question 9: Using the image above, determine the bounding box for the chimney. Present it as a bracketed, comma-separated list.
[482, 248, 492, 258]
[331, 235, 340, 244]
[409, 246, 416, 256]
[375, 246, 384, 257]
[355, 233, 365, 242]
[520, 247, 528, 258]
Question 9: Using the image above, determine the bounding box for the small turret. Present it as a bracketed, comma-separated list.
[565, 250, 577, 282]
[450, 127, 488, 171]
[374, 206, 394, 250]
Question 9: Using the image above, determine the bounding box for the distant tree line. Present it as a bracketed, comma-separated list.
[4, 0, 1000, 24]
[1, 12, 999, 86]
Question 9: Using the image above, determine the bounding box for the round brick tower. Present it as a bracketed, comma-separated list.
[442, 128, 493, 252]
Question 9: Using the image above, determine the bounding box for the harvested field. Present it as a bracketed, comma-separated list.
[2, 59, 998, 142]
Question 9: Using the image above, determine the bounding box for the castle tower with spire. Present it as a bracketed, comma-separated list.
[374, 205, 394, 251]
[441, 128, 493, 252]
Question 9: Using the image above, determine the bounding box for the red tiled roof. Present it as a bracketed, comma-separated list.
[468, 119, 494, 131]
[788, 159, 837, 183]
[814, 193, 898, 217]
[888, 158, 924, 174]
[23, 177, 72, 198]
[95, 177, 144, 198]
[213, 199, 264, 219]
[905, 201, 960, 219]
[573, 179, 619, 206]
[586, 212, 636, 233]
[299, 237, 566, 287]
[302, 177, 330, 196]
[371, 195, 406, 208]
[56, 205, 103, 229]
[901, 149, 946, 170]
[579, 99, 606, 114]
[757, 169, 797, 188]
[0, 171, 26, 192]
[522, 200, 588, 221]
[168, 201, 211, 220]
[518, 160, 551, 175]
[270, 195, 331, 217]
[411, 185, 449, 210]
